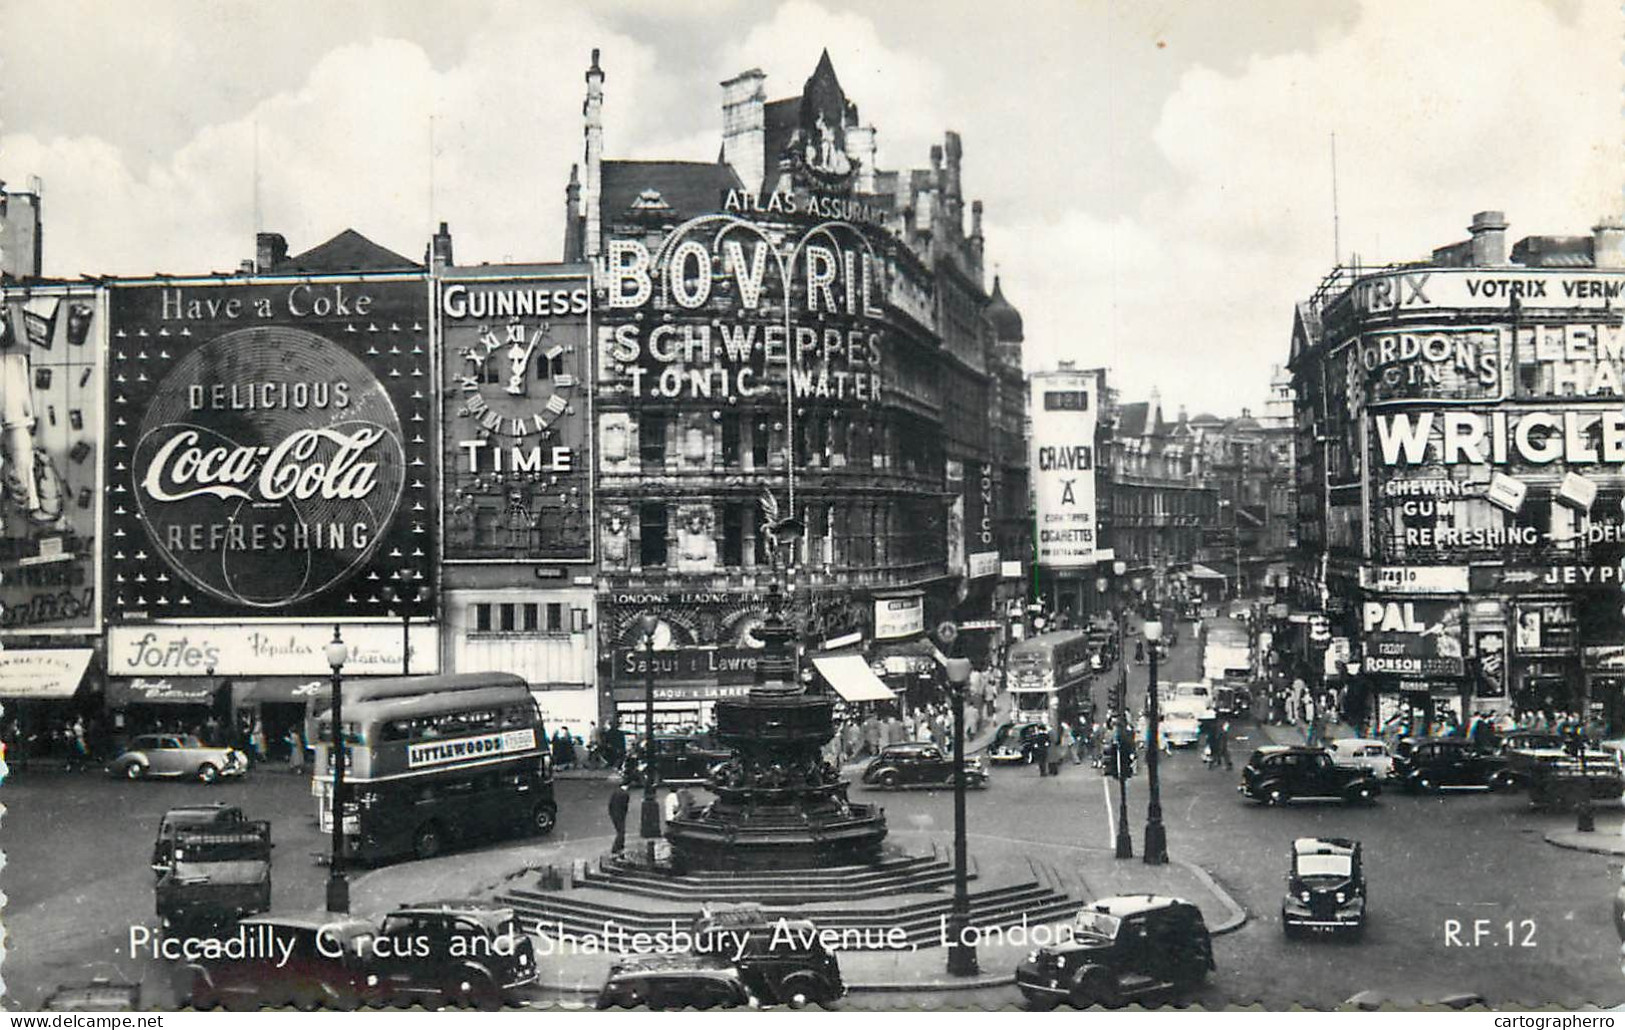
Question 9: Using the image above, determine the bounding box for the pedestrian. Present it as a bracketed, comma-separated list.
[608, 782, 631, 854]
[1047, 730, 1067, 776]
[250, 717, 267, 764]
[1037, 729, 1051, 777]
[1070, 721, 1087, 765]
[285, 728, 306, 773]
[68, 717, 88, 772]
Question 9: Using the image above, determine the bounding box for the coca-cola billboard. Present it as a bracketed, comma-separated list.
[106, 278, 435, 620]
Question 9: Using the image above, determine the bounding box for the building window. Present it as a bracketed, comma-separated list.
[500, 603, 516, 632]
[523, 603, 540, 632]
[721, 414, 741, 467]
[536, 351, 564, 382]
[752, 421, 771, 469]
[547, 602, 564, 632]
[753, 506, 771, 566]
[640, 502, 668, 567]
[723, 503, 745, 566]
[640, 412, 667, 467]
[475, 603, 492, 632]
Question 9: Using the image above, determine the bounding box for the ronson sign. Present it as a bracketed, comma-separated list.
[106, 278, 435, 620]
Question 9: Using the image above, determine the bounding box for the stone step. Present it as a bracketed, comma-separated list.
[574, 858, 959, 899]
[582, 852, 936, 885]
[571, 868, 962, 902]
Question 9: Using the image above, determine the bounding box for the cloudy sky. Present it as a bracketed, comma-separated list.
[1, 0, 1617, 414]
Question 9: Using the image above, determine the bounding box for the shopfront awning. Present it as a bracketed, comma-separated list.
[1187, 564, 1228, 581]
[235, 676, 330, 706]
[0, 649, 94, 699]
[811, 655, 897, 703]
[107, 676, 222, 707]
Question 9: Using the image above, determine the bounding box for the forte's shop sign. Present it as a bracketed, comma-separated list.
[105, 278, 435, 620]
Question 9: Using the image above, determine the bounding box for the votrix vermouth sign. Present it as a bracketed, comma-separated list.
[106, 277, 435, 620]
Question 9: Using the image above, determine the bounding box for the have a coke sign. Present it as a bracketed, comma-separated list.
[107, 278, 435, 620]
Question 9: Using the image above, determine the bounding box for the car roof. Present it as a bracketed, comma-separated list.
[609, 955, 737, 977]
[1085, 895, 1192, 918]
[1329, 738, 1386, 748]
[1293, 837, 1359, 857]
[391, 901, 514, 924]
[239, 912, 375, 935]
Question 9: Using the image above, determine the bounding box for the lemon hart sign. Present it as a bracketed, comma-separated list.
[105, 276, 436, 621]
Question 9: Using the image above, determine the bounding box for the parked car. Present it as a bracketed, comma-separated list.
[1239, 746, 1382, 806]
[1526, 752, 1625, 810]
[153, 807, 272, 930]
[1015, 896, 1214, 1009]
[108, 734, 248, 783]
[597, 956, 759, 1010]
[861, 742, 987, 789]
[1325, 738, 1394, 780]
[182, 914, 376, 1011]
[1212, 685, 1248, 720]
[368, 901, 538, 1009]
[986, 722, 1051, 765]
[41, 980, 140, 1012]
[691, 904, 845, 1006]
[624, 734, 732, 785]
[1392, 737, 1513, 793]
[1282, 837, 1366, 939]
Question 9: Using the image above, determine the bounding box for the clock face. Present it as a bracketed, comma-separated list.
[456, 319, 578, 439]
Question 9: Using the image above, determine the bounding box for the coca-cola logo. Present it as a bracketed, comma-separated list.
[132, 327, 404, 608]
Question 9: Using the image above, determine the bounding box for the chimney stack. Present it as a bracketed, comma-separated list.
[720, 68, 767, 198]
[846, 123, 877, 194]
[1468, 210, 1509, 267]
[563, 164, 582, 262]
[969, 199, 985, 284]
[255, 231, 287, 273]
[430, 221, 454, 272]
[943, 132, 963, 230]
[1594, 217, 1625, 269]
[582, 49, 606, 260]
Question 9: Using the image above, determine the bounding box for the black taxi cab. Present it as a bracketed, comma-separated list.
[1015, 895, 1214, 1009]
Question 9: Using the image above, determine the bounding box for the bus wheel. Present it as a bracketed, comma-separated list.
[413, 822, 445, 860]
[530, 802, 558, 836]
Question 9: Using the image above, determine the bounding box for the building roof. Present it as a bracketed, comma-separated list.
[601, 160, 744, 225]
[280, 229, 420, 272]
[985, 275, 1024, 342]
[1116, 401, 1150, 437]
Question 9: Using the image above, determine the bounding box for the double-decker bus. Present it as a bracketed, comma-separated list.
[1005, 629, 1096, 727]
[310, 672, 556, 864]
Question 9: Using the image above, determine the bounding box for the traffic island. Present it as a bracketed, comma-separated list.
[348, 830, 1245, 995]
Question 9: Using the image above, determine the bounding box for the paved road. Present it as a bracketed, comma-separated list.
[6, 625, 1624, 1010]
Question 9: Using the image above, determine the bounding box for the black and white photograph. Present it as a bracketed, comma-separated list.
[0, 0, 1621, 1017]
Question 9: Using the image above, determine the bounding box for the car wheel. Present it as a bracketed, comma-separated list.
[449, 972, 501, 1012]
[1070, 967, 1122, 1009]
[530, 802, 558, 836]
[781, 973, 830, 1008]
[968, 773, 988, 790]
[1282, 912, 1300, 940]
[879, 770, 899, 789]
[124, 761, 146, 780]
[1265, 785, 1289, 806]
[1415, 774, 1439, 794]
[1346, 921, 1366, 942]
[196, 763, 220, 785]
[413, 822, 445, 861]
[1488, 772, 1514, 793]
[1347, 783, 1376, 805]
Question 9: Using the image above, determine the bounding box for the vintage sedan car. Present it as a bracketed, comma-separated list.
[1282, 837, 1366, 939]
[1239, 746, 1382, 806]
[1392, 737, 1513, 793]
[1325, 738, 1394, 780]
[597, 956, 759, 1010]
[1015, 896, 1214, 1009]
[182, 914, 377, 1011]
[862, 743, 987, 789]
[108, 735, 248, 783]
[368, 901, 538, 1009]
[1158, 713, 1203, 750]
[1526, 752, 1625, 810]
[692, 904, 845, 1006]
[624, 734, 733, 786]
[986, 722, 1051, 765]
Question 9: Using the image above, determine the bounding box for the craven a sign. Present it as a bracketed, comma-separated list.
[1030, 370, 1100, 569]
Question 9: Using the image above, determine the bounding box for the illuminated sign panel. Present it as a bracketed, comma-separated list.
[1030, 371, 1099, 569]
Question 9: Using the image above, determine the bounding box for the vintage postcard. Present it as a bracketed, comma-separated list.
[0, 0, 1621, 1017]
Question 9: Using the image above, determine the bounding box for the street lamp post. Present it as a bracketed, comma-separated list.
[1142, 618, 1169, 865]
[324, 626, 350, 913]
[637, 612, 662, 844]
[944, 655, 978, 976]
[1105, 561, 1133, 861]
